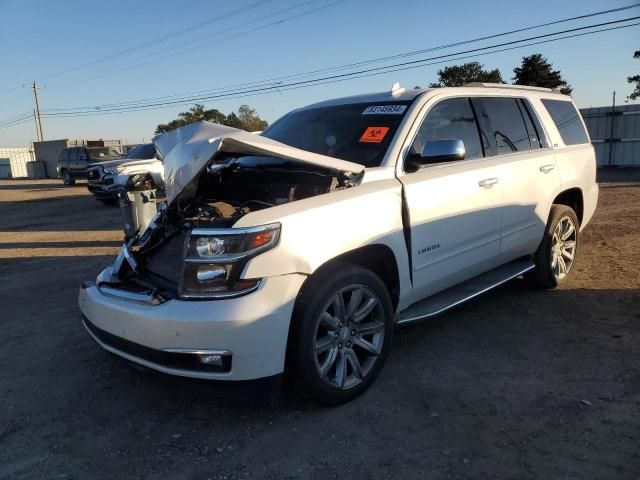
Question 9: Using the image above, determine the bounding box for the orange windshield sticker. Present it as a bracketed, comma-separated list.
[359, 126, 390, 143]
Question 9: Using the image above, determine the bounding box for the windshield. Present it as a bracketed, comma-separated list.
[87, 147, 121, 161]
[126, 143, 157, 159]
[262, 101, 412, 168]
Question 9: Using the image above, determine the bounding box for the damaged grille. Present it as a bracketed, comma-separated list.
[142, 231, 187, 287]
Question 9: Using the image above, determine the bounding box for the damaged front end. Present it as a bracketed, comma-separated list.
[102, 121, 365, 301]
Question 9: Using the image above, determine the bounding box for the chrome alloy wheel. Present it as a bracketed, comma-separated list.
[313, 284, 386, 390]
[551, 215, 577, 280]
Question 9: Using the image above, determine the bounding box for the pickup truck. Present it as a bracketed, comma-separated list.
[57, 146, 121, 185]
[86, 143, 164, 204]
[79, 83, 598, 405]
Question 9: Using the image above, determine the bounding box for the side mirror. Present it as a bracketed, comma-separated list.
[408, 139, 465, 169]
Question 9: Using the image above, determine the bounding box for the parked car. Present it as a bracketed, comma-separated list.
[86, 143, 163, 204]
[57, 146, 122, 185]
[79, 83, 598, 405]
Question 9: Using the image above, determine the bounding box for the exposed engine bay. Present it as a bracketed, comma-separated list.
[175, 155, 345, 228]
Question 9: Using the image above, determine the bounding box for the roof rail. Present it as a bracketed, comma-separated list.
[464, 82, 556, 93]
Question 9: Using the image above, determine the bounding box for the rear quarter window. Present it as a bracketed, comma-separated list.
[541, 99, 589, 146]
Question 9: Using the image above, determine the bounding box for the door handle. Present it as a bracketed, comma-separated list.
[478, 177, 499, 188]
[539, 164, 555, 173]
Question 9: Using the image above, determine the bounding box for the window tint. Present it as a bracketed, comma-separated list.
[519, 99, 548, 148]
[517, 100, 541, 149]
[264, 101, 411, 168]
[78, 149, 87, 160]
[412, 97, 483, 161]
[58, 149, 70, 162]
[69, 148, 79, 161]
[125, 143, 156, 159]
[541, 99, 589, 146]
[474, 98, 531, 154]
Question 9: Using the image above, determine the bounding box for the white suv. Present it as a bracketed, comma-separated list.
[79, 83, 598, 405]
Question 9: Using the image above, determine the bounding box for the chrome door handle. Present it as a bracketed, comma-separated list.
[478, 177, 499, 188]
[539, 164, 555, 173]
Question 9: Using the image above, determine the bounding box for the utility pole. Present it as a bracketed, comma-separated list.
[33, 109, 41, 142]
[24, 81, 45, 142]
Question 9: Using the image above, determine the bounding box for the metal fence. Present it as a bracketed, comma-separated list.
[580, 104, 640, 167]
[0, 147, 34, 178]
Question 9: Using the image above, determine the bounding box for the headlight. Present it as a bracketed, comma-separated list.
[180, 223, 280, 299]
[104, 166, 124, 175]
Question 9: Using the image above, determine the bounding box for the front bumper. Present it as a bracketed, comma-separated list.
[78, 269, 306, 381]
[87, 174, 120, 199]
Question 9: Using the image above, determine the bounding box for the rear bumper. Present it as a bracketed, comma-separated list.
[78, 269, 306, 381]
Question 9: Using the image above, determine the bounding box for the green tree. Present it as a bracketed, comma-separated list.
[224, 112, 242, 129]
[429, 62, 504, 87]
[155, 104, 227, 134]
[627, 50, 640, 101]
[155, 104, 269, 135]
[513, 54, 572, 95]
[237, 104, 268, 132]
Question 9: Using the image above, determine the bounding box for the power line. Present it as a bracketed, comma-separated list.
[39, 0, 276, 83]
[41, 3, 640, 114]
[40, 15, 640, 117]
[49, 0, 347, 89]
[2, 17, 636, 132]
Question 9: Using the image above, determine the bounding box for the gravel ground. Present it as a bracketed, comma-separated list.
[0, 171, 639, 480]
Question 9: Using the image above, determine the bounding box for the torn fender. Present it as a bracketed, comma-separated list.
[153, 121, 366, 205]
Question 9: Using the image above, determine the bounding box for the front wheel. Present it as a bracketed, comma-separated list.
[527, 204, 579, 289]
[288, 263, 393, 406]
[62, 170, 75, 185]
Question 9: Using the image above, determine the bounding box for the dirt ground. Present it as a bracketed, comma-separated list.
[0, 171, 639, 480]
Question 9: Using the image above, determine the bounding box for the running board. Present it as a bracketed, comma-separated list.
[396, 259, 535, 326]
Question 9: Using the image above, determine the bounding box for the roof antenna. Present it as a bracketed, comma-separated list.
[391, 82, 406, 96]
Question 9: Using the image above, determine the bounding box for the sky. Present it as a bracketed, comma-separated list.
[0, 0, 638, 147]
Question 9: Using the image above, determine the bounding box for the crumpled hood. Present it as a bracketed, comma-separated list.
[153, 121, 366, 205]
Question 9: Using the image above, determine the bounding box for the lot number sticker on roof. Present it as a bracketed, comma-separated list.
[359, 127, 390, 143]
[362, 105, 407, 115]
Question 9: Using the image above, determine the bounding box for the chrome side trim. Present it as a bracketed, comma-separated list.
[179, 279, 262, 300]
[163, 348, 232, 356]
[191, 222, 281, 236]
[397, 263, 535, 325]
[98, 285, 161, 305]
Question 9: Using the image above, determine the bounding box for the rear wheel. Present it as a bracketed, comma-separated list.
[289, 263, 393, 405]
[527, 204, 579, 289]
[62, 169, 75, 185]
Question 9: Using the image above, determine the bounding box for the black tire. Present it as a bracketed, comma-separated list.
[526, 204, 580, 289]
[288, 262, 394, 406]
[62, 169, 75, 186]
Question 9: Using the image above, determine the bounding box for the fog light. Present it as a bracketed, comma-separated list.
[198, 354, 223, 366]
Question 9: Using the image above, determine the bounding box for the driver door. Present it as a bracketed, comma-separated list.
[398, 97, 504, 302]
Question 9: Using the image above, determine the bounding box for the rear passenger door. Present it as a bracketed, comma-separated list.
[398, 97, 504, 302]
[68, 148, 80, 175]
[471, 96, 560, 262]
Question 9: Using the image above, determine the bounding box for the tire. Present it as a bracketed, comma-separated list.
[98, 197, 117, 205]
[62, 170, 75, 186]
[288, 262, 394, 406]
[526, 204, 579, 289]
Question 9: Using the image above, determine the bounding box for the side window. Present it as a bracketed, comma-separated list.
[473, 97, 531, 155]
[78, 148, 87, 160]
[517, 100, 541, 149]
[69, 148, 79, 161]
[541, 99, 589, 146]
[58, 149, 70, 162]
[519, 99, 549, 149]
[412, 97, 484, 161]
